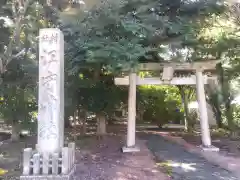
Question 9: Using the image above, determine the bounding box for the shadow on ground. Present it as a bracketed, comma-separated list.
[73, 134, 169, 180]
[138, 130, 238, 180]
[0, 129, 169, 180]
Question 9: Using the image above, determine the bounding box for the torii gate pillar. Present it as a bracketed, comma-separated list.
[122, 73, 140, 153]
[196, 69, 219, 151]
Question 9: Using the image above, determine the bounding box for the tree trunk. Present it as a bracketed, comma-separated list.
[82, 115, 87, 135]
[73, 109, 79, 140]
[64, 106, 72, 128]
[212, 106, 222, 128]
[182, 97, 189, 131]
[11, 121, 20, 141]
[179, 86, 192, 132]
[79, 109, 87, 135]
[96, 113, 106, 136]
[218, 63, 236, 137]
[225, 100, 238, 138]
[138, 104, 144, 122]
[225, 94, 237, 138]
[205, 77, 223, 129]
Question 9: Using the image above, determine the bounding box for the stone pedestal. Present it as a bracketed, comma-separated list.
[122, 146, 140, 153]
[199, 145, 219, 152]
[20, 28, 76, 179]
[20, 143, 76, 180]
[122, 73, 140, 153]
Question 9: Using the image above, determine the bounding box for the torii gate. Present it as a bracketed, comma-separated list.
[115, 60, 220, 152]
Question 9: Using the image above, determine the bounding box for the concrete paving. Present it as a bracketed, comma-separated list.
[139, 133, 238, 180]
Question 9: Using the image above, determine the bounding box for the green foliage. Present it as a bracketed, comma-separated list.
[63, 0, 226, 126]
[0, 85, 37, 127]
[64, 0, 225, 73]
[231, 105, 240, 127]
[64, 1, 155, 74]
[188, 108, 199, 126]
[0, 1, 58, 133]
[77, 77, 127, 115]
[138, 85, 183, 126]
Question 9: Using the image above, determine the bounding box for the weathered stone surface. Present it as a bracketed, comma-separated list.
[199, 145, 220, 152]
[162, 66, 174, 81]
[52, 153, 59, 175]
[122, 146, 140, 153]
[114, 75, 209, 85]
[38, 28, 64, 154]
[23, 148, 32, 175]
[62, 147, 70, 174]
[42, 153, 50, 175]
[68, 142, 75, 166]
[20, 165, 76, 180]
[21, 29, 76, 180]
[126, 73, 137, 148]
[196, 70, 211, 147]
[33, 153, 40, 175]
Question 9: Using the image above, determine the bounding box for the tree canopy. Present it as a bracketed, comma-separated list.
[0, 0, 240, 138]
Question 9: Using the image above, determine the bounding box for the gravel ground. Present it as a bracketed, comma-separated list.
[138, 132, 238, 180]
[0, 132, 10, 142]
[72, 135, 169, 180]
[183, 134, 240, 158]
[0, 134, 169, 180]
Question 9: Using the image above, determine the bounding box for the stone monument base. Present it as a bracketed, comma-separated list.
[122, 146, 140, 153]
[199, 145, 219, 152]
[20, 165, 76, 180]
[20, 142, 76, 180]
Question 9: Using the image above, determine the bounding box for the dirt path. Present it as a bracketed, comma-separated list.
[0, 134, 169, 180]
[74, 135, 169, 180]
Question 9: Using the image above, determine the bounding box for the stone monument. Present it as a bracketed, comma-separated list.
[20, 28, 76, 180]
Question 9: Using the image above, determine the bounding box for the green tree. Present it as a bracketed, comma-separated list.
[192, 2, 240, 135]
[178, 85, 196, 131]
[62, 0, 227, 135]
[0, 0, 56, 140]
